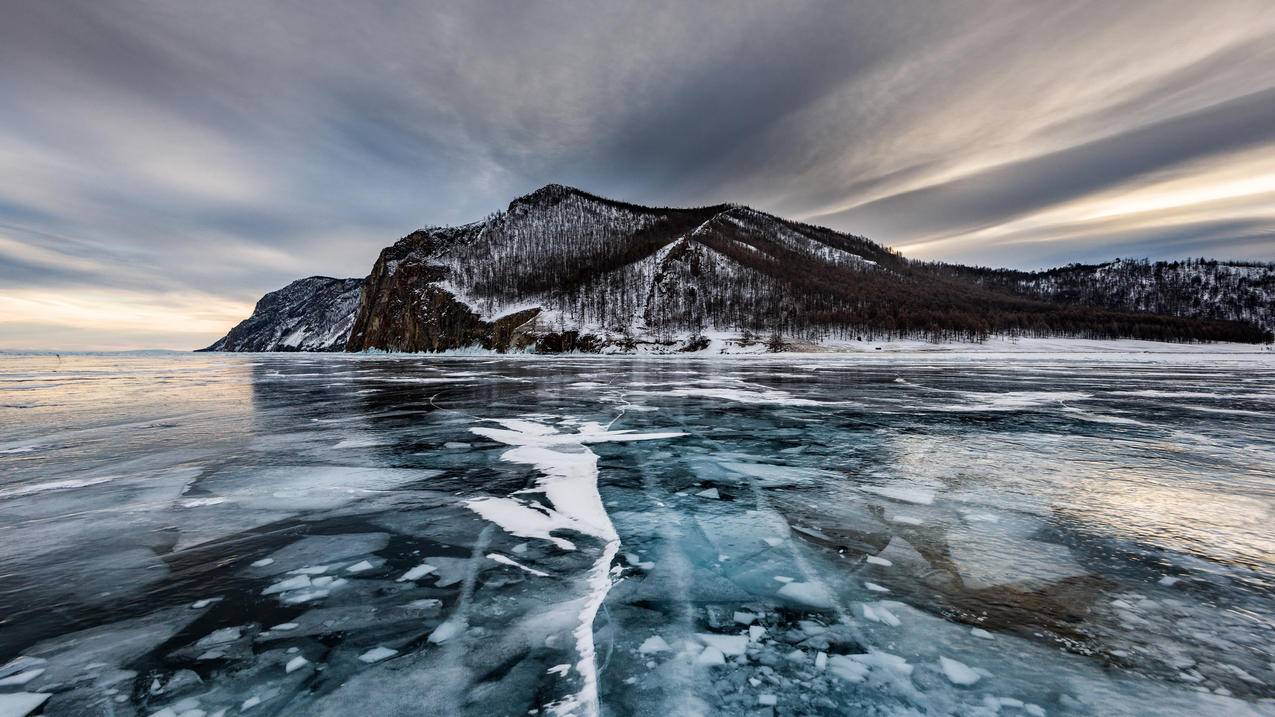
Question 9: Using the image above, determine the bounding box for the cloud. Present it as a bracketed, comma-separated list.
[0, 0, 1272, 348]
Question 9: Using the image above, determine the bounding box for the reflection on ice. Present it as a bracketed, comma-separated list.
[1, 352, 1273, 715]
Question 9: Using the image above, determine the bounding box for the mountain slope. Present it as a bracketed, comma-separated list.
[208, 185, 1274, 353]
[200, 276, 363, 351]
[928, 259, 1275, 332]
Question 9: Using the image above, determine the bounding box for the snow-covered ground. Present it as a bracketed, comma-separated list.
[1, 352, 1273, 716]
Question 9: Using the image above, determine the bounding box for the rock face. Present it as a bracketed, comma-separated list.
[201, 276, 363, 352]
[205, 185, 1274, 353]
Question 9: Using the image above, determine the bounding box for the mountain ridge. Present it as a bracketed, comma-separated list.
[202, 185, 1273, 352]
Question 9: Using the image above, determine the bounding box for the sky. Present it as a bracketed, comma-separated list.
[2, 1, 1274, 350]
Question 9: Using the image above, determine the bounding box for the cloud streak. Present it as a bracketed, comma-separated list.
[0, 0, 1272, 349]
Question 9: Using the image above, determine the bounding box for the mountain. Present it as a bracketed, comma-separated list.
[201, 276, 363, 351]
[205, 185, 1273, 353]
[928, 259, 1275, 332]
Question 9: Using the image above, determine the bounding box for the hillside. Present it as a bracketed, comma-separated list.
[205, 185, 1273, 353]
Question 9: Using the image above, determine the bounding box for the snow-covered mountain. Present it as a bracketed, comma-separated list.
[979, 259, 1274, 332]
[206, 185, 1273, 352]
[201, 276, 363, 351]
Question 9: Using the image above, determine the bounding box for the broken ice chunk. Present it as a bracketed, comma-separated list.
[971, 627, 994, 640]
[0, 657, 46, 679]
[345, 560, 375, 573]
[546, 664, 571, 677]
[733, 611, 757, 625]
[1159, 576, 1181, 587]
[262, 575, 311, 595]
[358, 646, 398, 663]
[861, 486, 935, 505]
[864, 582, 889, 593]
[429, 619, 464, 644]
[284, 656, 308, 674]
[758, 694, 777, 706]
[815, 651, 828, 670]
[861, 603, 901, 627]
[762, 537, 783, 547]
[865, 556, 892, 567]
[190, 597, 222, 609]
[773, 576, 794, 583]
[890, 515, 924, 526]
[242, 695, 262, 710]
[748, 625, 766, 642]
[827, 655, 868, 683]
[695, 646, 726, 666]
[695, 487, 720, 499]
[777, 581, 835, 608]
[0, 693, 51, 717]
[697, 634, 748, 657]
[638, 636, 671, 654]
[269, 623, 299, 632]
[0, 669, 44, 687]
[195, 627, 242, 647]
[250, 558, 274, 568]
[396, 563, 437, 582]
[939, 656, 981, 686]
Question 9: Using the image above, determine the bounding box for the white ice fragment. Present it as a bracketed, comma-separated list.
[733, 611, 757, 625]
[487, 553, 549, 577]
[443, 442, 471, 449]
[971, 627, 994, 640]
[865, 582, 889, 593]
[190, 597, 221, 609]
[939, 656, 981, 686]
[250, 558, 274, 568]
[697, 633, 748, 657]
[778, 581, 835, 608]
[0, 669, 44, 687]
[546, 664, 571, 677]
[748, 625, 766, 642]
[345, 560, 374, 573]
[511, 543, 528, 554]
[762, 537, 783, 547]
[311, 576, 335, 587]
[638, 636, 671, 654]
[270, 623, 298, 632]
[241, 695, 261, 711]
[849, 651, 913, 675]
[262, 575, 311, 595]
[785, 649, 806, 663]
[827, 655, 868, 683]
[890, 515, 924, 526]
[0, 657, 46, 679]
[1159, 576, 1181, 586]
[695, 646, 726, 666]
[758, 695, 777, 706]
[358, 647, 398, 663]
[195, 627, 241, 647]
[866, 556, 892, 567]
[861, 604, 901, 627]
[815, 652, 828, 670]
[280, 588, 329, 604]
[1025, 705, 1046, 717]
[861, 486, 935, 505]
[429, 619, 464, 644]
[284, 656, 308, 674]
[773, 576, 794, 583]
[695, 487, 720, 499]
[0, 693, 51, 716]
[397, 563, 437, 582]
[403, 599, 442, 610]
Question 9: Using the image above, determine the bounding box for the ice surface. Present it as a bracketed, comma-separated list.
[4, 353, 1274, 716]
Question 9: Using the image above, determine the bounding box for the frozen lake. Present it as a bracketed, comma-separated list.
[1, 352, 1273, 716]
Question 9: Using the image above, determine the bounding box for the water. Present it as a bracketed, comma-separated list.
[1, 352, 1273, 716]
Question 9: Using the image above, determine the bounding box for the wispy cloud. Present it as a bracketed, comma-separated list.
[1, 0, 1272, 349]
